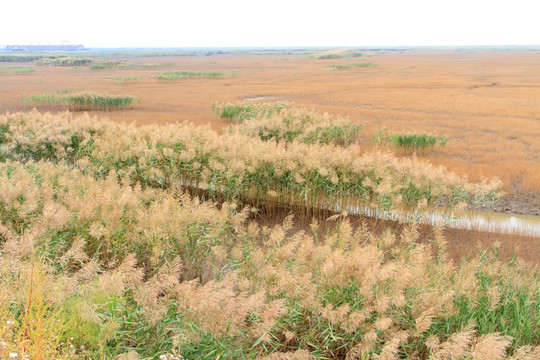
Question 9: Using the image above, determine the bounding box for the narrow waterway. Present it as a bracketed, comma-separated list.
[343, 205, 540, 238]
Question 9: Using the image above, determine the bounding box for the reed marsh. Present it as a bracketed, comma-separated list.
[22, 92, 137, 111]
[1, 50, 538, 194]
[325, 62, 377, 70]
[156, 71, 225, 80]
[221, 102, 364, 146]
[0, 129, 536, 359]
[112, 76, 140, 83]
[213, 102, 291, 123]
[0, 55, 59, 62]
[35, 57, 93, 66]
[0, 66, 35, 74]
[373, 130, 448, 153]
[0, 49, 539, 359]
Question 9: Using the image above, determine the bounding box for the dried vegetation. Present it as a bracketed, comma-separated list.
[0, 110, 536, 359]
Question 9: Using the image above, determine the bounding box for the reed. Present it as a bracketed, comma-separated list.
[0, 158, 536, 359]
[325, 62, 377, 70]
[374, 130, 448, 152]
[112, 76, 140, 83]
[156, 71, 225, 80]
[0, 66, 35, 74]
[0, 55, 58, 62]
[213, 102, 291, 123]
[62, 93, 137, 111]
[35, 57, 93, 66]
[89, 60, 126, 70]
[0, 111, 500, 216]
[316, 51, 364, 59]
[225, 104, 364, 146]
[22, 92, 137, 111]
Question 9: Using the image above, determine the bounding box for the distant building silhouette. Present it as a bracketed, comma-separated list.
[5, 44, 84, 51]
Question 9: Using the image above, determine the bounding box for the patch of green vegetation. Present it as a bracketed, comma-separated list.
[35, 57, 93, 66]
[325, 62, 377, 70]
[112, 76, 140, 83]
[156, 71, 225, 81]
[213, 102, 291, 123]
[22, 91, 137, 111]
[89, 60, 126, 70]
[303, 124, 364, 146]
[133, 62, 177, 68]
[0, 66, 35, 74]
[0, 55, 58, 62]
[373, 129, 448, 151]
[316, 51, 364, 59]
[317, 53, 346, 59]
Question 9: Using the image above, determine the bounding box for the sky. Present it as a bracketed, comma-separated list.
[1, 0, 539, 48]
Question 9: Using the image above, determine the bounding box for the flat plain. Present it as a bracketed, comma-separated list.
[2, 50, 540, 201]
[1, 48, 539, 360]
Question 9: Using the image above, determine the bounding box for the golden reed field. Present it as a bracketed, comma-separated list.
[2, 50, 540, 206]
[0, 48, 539, 359]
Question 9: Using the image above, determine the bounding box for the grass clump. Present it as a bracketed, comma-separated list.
[23, 91, 137, 111]
[0, 55, 58, 62]
[62, 93, 137, 111]
[156, 71, 225, 80]
[317, 53, 346, 59]
[0, 156, 535, 359]
[374, 129, 448, 152]
[35, 57, 93, 66]
[213, 101, 291, 123]
[0, 111, 500, 214]
[136, 62, 177, 68]
[112, 76, 140, 83]
[89, 60, 126, 70]
[225, 104, 364, 146]
[326, 62, 377, 70]
[316, 51, 364, 59]
[0, 66, 35, 74]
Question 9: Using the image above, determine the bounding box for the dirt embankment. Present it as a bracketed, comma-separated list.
[488, 192, 540, 216]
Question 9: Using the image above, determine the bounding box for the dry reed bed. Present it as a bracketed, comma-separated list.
[219, 103, 364, 146]
[0, 111, 500, 216]
[0, 161, 538, 359]
[2, 52, 539, 192]
[22, 92, 137, 111]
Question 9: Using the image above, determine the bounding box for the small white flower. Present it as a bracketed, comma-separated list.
[159, 356, 167, 360]
[9, 353, 18, 359]
[70, 337, 74, 341]
[6, 321, 13, 325]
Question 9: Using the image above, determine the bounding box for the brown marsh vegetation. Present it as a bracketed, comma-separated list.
[2, 49, 540, 196]
[0, 48, 539, 359]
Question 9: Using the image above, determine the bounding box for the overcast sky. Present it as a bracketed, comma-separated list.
[1, 0, 538, 48]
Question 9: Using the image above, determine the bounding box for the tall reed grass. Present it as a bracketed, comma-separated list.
[0, 111, 500, 216]
[0, 158, 536, 359]
[90, 60, 127, 70]
[0, 66, 35, 74]
[213, 102, 291, 123]
[22, 92, 137, 111]
[35, 57, 93, 66]
[156, 71, 225, 80]
[112, 76, 140, 83]
[0, 55, 58, 63]
[325, 62, 376, 70]
[374, 130, 448, 152]
[224, 104, 364, 146]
